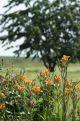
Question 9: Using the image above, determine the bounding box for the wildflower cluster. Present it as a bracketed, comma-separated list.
[0, 55, 80, 121]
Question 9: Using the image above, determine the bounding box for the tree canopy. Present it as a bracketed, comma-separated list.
[0, 0, 80, 71]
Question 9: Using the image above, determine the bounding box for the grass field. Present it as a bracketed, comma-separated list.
[0, 56, 80, 81]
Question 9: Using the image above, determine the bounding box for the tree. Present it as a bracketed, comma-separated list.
[0, 0, 80, 71]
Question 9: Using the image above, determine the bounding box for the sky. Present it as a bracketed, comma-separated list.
[0, 0, 25, 56]
[0, 0, 14, 56]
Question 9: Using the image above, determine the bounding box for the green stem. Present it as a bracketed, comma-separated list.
[72, 91, 76, 121]
[62, 65, 68, 121]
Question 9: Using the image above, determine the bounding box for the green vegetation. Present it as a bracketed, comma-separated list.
[0, 56, 80, 81]
[0, 55, 80, 121]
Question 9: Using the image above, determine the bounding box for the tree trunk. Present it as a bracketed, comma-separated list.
[42, 55, 57, 72]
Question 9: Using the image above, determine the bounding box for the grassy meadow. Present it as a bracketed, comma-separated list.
[0, 56, 80, 81]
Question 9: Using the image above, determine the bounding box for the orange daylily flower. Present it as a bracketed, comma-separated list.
[18, 75, 28, 82]
[14, 79, 21, 83]
[32, 86, 43, 94]
[24, 79, 32, 85]
[16, 85, 25, 91]
[0, 103, 6, 110]
[40, 69, 49, 78]
[65, 80, 71, 88]
[54, 75, 61, 83]
[65, 89, 71, 94]
[74, 85, 80, 90]
[62, 55, 70, 62]
[15, 74, 28, 83]
[44, 80, 53, 85]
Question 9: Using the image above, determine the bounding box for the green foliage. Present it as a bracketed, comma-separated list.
[0, 0, 80, 71]
[0, 55, 80, 121]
